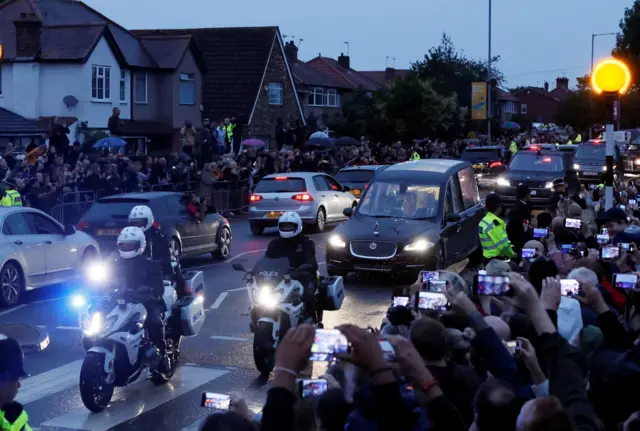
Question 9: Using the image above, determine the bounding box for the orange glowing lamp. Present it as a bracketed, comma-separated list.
[0, 44, 3, 60]
[591, 58, 632, 95]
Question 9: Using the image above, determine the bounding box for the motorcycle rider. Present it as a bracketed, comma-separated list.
[264, 211, 322, 325]
[115, 226, 170, 373]
[128, 205, 186, 297]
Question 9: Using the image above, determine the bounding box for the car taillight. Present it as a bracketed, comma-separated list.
[489, 161, 503, 168]
[292, 193, 313, 201]
[249, 195, 263, 203]
[274, 177, 288, 180]
[530, 145, 539, 151]
[364, 183, 369, 189]
[77, 220, 89, 231]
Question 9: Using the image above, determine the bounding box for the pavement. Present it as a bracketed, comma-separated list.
[0, 219, 470, 431]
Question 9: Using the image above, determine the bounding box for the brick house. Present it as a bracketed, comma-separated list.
[511, 78, 569, 124]
[133, 27, 305, 145]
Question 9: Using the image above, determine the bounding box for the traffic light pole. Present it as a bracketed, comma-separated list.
[605, 123, 614, 210]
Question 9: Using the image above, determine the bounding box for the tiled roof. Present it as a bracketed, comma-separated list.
[359, 69, 410, 86]
[0, 107, 47, 135]
[39, 24, 104, 60]
[138, 35, 192, 69]
[133, 27, 279, 122]
[306, 57, 381, 91]
[512, 86, 561, 102]
[494, 87, 519, 102]
[292, 60, 347, 89]
[37, 116, 78, 131]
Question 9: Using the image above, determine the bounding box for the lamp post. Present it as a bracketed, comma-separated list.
[590, 33, 616, 138]
[487, 0, 492, 143]
[591, 58, 632, 209]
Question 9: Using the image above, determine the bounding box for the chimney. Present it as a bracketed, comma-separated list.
[543, 81, 549, 92]
[284, 40, 298, 63]
[384, 67, 396, 82]
[337, 53, 350, 69]
[14, 12, 42, 58]
[556, 77, 569, 90]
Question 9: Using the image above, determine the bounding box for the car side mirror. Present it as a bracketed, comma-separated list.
[342, 185, 351, 192]
[64, 225, 76, 235]
[232, 263, 246, 272]
[446, 213, 461, 223]
[343, 207, 353, 217]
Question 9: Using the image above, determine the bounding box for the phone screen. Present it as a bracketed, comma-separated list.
[201, 392, 231, 409]
[506, 340, 518, 355]
[475, 275, 511, 296]
[379, 340, 395, 361]
[614, 273, 638, 289]
[620, 205, 626, 210]
[600, 246, 620, 260]
[392, 296, 410, 307]
[561, 244, 576, 254]
[596, 234, 610, 245]
[428, 280, 447, 293]
[310, 329, 349, 361]
[620, 243, 634, 252]
[416, 291, 448, 311]
[560, 279, 580, 296]
[420, 271, 439, 282]
[521, 248, 535, 259]
[532, 228, 548, 239]
[299, 379, 328, 397]
[565, 218, 582, 229]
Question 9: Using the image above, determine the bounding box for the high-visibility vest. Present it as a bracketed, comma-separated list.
[224, 124, 235, 142]
[0, 404, 32, 431]
[567, 140, 573, 145]
[1, 190, 22, 207]
[575, 134, 582, 143]
[410, 152, 421, 160]
[509, 142, 518, 154]
[478, 212, 515, 259]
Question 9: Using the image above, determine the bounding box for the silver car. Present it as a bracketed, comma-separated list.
[248, 172, 357, 235]
[0, 207, 100, 307]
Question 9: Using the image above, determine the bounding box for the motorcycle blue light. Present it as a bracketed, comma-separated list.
[71, 294, 87, 308]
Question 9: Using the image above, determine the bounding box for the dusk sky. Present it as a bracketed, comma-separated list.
[85, 0, 632, 90]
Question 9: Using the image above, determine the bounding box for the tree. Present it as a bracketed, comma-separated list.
[613, 0, 640, 83]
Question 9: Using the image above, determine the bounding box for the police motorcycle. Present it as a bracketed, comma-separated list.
[71, 258, 206, 413]
[232, 257, 345, 374]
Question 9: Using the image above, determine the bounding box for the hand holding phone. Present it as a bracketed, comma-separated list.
[420, 271, 439, 283]
[532, 228, 548, 239]
[600, 246, 620, 260]
[416, 291, 448, 311]
[560, 279, 580, 296]
[564, 218, 582, 229]
[392, 296, 410, 307]
[474, 275, 511, 296]
[299, 379, 328, 397]
[505, 340, 519, 355]
[613, 273, 638, 289]
[310, 329, 349, 362]
[201, 392, 231, 409]
[521, 248, 536, 259]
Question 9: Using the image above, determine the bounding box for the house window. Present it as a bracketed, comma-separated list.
[119, 70, 126, 102]
[521, 104, 528, 114]
[308, 88, 340, 107]
[504, 101, 516, 114]
[268, 82, 283, 105]
[309, 88, 324, 106]
[179, 73, 195, 105]
[91, 65, 111, 101]
[326, 89, 339, 107]
[134, 72, 147, 103]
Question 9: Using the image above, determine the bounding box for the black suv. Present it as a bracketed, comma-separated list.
[573, 140, 623, 185]
[495, 150, 579, 209]
[460, 145, 507, 187]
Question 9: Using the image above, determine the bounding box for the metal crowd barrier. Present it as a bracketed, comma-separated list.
[50, 191, 97, 226]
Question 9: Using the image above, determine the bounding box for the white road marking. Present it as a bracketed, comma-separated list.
[318, 261, 326, 265]
[56, 326, 82, 330]
[225, 287, 247, 292]
[31, 296, 67, 304]
[211, 335, 249, 342]
[0, 304, 27, 316]
[187, 248, 268, 270]
[42, 366, 229, 431]
[17, 360, 84, 405]
[209, 292, 228, 310]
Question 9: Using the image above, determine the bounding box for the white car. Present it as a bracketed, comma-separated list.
[0, 207, 99, 307]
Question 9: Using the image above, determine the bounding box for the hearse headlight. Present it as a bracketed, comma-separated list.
[405, 239, 434, 252]
[496, 177, 510, 187]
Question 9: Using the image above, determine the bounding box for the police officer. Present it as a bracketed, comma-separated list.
[478, 193, 516, 264]
[0, 336, 32, 431]
[0, 180, 22, 207]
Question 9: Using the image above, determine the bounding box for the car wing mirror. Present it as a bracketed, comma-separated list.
[342, 185, 351, 192]
[64, 225, 76, 235]
[343, 207, 353, 217]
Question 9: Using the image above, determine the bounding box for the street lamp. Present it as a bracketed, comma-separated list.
[591, 33, 617, 74]
[591, 57, 632, 210]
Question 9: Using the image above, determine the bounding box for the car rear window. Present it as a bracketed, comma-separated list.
[335, 170, 376, 183]
[84, 199, 150, 218]
[461, 149, 501, 162]
[255, 178, 306, 193]
[575, 144, 606, 159]
[509, 154, 564, 172]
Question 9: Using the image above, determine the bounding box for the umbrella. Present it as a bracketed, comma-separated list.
[310, 131, 329, 140]
[500, 121, 521, 130]
[333, 137, 361, 147]
[307, 136, 333, 149]
[94, 136, 127, 148]
[242, 138, 265, 147]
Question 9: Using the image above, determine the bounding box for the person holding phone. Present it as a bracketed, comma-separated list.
[478, 194, 516, 264]
[602, 207, 640, 246]
[506, 185, 533, 259]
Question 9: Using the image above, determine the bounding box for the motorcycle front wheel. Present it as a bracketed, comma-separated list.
[253, 322, 276, 375]
[79, 352, 115, 413]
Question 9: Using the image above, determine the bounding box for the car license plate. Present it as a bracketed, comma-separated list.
[530, 190, 537, 196]
[583, 171, 598, 176]
[97, 228, 120, 236]
[473, 164, 485, 169]
[266, 211, 283, 218]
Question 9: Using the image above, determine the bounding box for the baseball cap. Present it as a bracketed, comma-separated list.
[601, 207, 628, 223]
[0, 337, 29, 380]
[552, 178, 566, 187]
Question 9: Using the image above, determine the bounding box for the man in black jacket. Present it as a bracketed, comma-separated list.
[507, 184, 532, 258]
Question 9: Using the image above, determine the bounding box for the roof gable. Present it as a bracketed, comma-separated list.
[306, 57, 381, 91]
[0, 107, 47, 135]
[138, 35, 192, 70]
[511, 86, 561, 102]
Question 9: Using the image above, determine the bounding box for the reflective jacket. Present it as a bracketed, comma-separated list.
[0, 190, 22, 207]
[509, 141, 518, 154]
[0, 402, 32, 431]
[478, 212, 516, 259]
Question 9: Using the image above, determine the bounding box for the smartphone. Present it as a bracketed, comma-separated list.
[565, 218, 582, 229]
[420, 271, 439, 282]
[474, 275, 511, 296]
[506, 340, 519, 355]
[620, 243, 635, 252]
[601, 228, 608, 235]
[310, 329, 349, 362]
[478, 270, 487, 275]
[620, 205, 627, 210]
[379, 340, 395, 361]
[521, 248, 536, 259]
[613, 273, 638, 289]
[596, 234, 610, 245]
[392, 296, 410, 307]
[416, 291, 448, 311]
[298, 379, 328, 398]
[600, 246, 620, 260]
[561, 243, 577, 254]
[532, 228, 548, 239]
[201, 392, 231, 409]
[427, 280, 447, 293]
[560, 279, 580, 296]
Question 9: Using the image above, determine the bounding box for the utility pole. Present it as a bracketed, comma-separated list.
[487, 0, 492, 143]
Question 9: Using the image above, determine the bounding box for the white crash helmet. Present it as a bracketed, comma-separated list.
[278, 211, 302, 239]
[128, 205, 154, 231]
[117, 226, 147, 259]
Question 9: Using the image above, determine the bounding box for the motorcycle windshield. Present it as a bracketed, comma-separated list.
[252, 257, 289, 287]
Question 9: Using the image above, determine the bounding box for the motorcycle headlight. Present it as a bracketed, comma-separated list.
[328, 234, 346, 248]
[256, 286, 281, 309]
[404, 239, 434, 252]
[573, 163, 580, 170]
[84, 313, 104, 336]
[85, 262, 110, 284]
[545, 182, 554, 189]
[71, 294, 87, 309]
[496, 177, 510, 187]
[602, 166, 607, 172]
